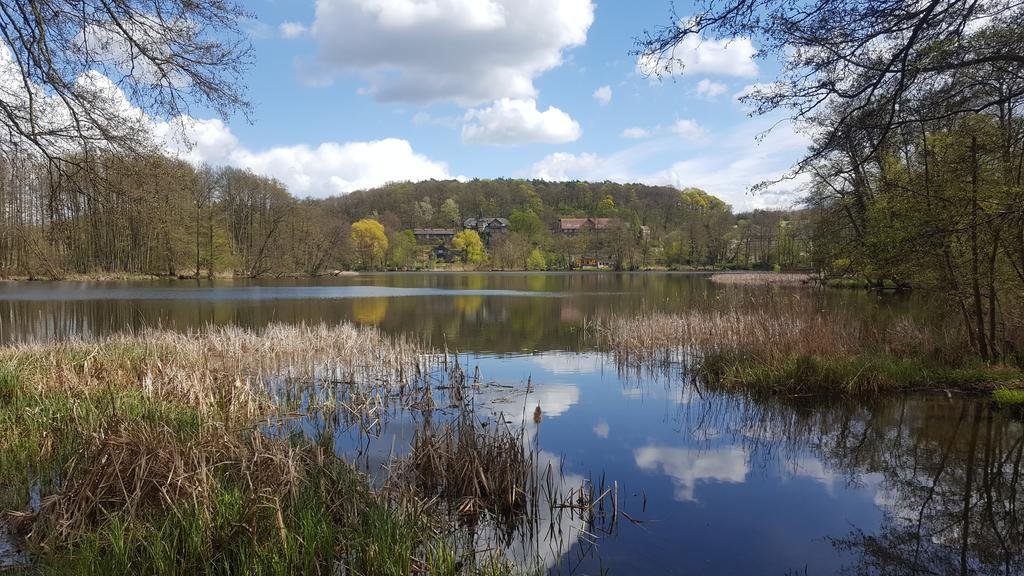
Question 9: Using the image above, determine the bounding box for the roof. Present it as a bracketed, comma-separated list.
[413, 228, 457, 235]
[464, 217, 510, 228]
[558, 217, 621, 231]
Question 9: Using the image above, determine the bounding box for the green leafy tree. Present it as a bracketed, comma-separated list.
[526, 248, 546, 271]
[439, 198, 461, 227]
[387, 229, 417, 270]
[509, 209, 544, 240]
[453, 230, 486, 265]
[350, 218, 388, 269]
[597, 195, 617, 217]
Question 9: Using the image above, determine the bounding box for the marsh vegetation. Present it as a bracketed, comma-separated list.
[598, 291, 1023, 395]
[0, 323, 617, 575]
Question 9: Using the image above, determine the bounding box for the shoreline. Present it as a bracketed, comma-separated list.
[0, 269, 816, 283]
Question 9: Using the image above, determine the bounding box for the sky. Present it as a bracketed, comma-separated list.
[170, 0, 811, 211]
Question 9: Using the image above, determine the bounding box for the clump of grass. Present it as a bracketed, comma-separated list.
[994, 388, 1024, 405]
[394, 414, 533, 530]
[993, 388, 1024, 417]
[701, 353, 1023, 395]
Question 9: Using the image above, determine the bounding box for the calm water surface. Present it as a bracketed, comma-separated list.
[1, 273, 1020, 575]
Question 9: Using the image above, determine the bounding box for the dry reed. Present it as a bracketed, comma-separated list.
[710, 272, 815, 286]
[1, 323, 428, 421]
[391, 414, 532, 526]
[594, 292, 995, 393]
[19, 422, 304, 545]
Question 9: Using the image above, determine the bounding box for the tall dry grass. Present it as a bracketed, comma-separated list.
[594, 292, 1013, 393]
[392, 414, 533, 526]
[1, 323, 427, 421]
[709, 272, 815, 286]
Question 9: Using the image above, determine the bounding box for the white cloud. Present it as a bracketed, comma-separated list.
[529, 352, 606, 375]
[621, 127, 651, 139]
[592, 420, 609, 439]
[696, 78, 727, 99]
[527, 116, 811, 210]
[592, 85, 612, 105]
[638, 35, 758, 78]
[646, 121, 811, 209]
[616, 119, 706, 142]
[411, 111, 460, 129]
[670, 119, 706, 141]
[1, 41, 452, 199]
[162, 117, 453, 197]
[280, 21, 309, 38]
[634, 445, 748, 502]
[462, 98, 581, 145]
[529, 152, 602, 180]
[308, 0, 595, 104]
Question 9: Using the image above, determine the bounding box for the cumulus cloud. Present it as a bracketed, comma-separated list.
[161, 116, 453, 197]
[280, 21, 309, 38]
[621, 127, 651, 139]
[462, 98, 581, 145]
[307, 0, 595, 105]
[670, 119, 706, 141]
[593, 85, 612, 105]
[529, 152, 602, 180]
[0, 42, 452, 199]
[634, 445, 748, 502]
[530, 352, 606, 375]
[617, 119, 706, 141]
[638, 35, 758, 78]
[696, 78, 728, 99]
[527, 117, 811, 210]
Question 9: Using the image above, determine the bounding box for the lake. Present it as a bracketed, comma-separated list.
[1, 273, 1020, 575]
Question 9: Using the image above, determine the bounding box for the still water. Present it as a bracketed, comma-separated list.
[1, 273, 1020, 575]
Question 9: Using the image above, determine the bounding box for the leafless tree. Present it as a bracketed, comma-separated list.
[0, 0, 252, 170]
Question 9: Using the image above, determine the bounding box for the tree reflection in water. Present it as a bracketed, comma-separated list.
[676, 393, 1023, 576]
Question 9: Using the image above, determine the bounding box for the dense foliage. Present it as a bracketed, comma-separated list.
[640, 0, 1024, 358]
[0, 156, 814, 277]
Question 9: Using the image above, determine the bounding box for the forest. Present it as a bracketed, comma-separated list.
[0, 155, 814, 278]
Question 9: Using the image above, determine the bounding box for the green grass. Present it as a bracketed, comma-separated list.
[993, 388, 1024, 417]
[993, 388, 1024, 405]
[699, 352, 1024, 395]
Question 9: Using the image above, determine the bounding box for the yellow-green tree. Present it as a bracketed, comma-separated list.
[526, 248, 546, 271]
[452, 230, 486, 265]
[351, 218, 388, 269]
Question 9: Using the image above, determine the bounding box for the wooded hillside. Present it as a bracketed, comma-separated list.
[0, 155, 812, 278]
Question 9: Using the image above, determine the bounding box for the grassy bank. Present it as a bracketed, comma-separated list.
[0, 326, 531, 575]
[597, 293, 1023, 395]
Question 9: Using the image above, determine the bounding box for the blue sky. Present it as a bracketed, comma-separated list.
[171, 0, 809, 210]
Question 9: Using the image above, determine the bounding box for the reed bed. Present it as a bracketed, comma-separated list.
[709, 272, 815, 286]
[597, 293, 1021, 394]
[0, 324, 538, 575]
[1, 323, 427, 421]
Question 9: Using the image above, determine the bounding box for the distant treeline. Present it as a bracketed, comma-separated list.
[0, 153, 814, 278]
